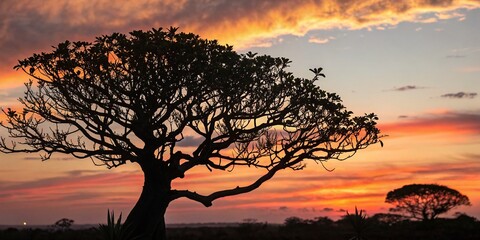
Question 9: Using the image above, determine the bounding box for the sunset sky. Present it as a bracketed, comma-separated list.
[1, 0, 480, 225]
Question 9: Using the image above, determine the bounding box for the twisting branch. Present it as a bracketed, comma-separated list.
[0, 28, 382, 208]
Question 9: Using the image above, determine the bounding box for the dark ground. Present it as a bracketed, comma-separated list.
[1, 215, 479, 240]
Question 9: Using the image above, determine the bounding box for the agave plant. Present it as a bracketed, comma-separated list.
[97, 210, 139, 240]
[97, 210, 123, 240]
[346, 206, 369, 240]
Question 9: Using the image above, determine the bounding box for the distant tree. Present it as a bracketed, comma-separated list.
[284, 216, 307, 227]
[370, 213, 407, 225]
[239, 218, 267, 234]
[312, 216, 334, 226]
[0, 27, 381, 240]
[454, 212, 478, 222]
[385, 184, 471, 221]
[53, 218, 74, 231]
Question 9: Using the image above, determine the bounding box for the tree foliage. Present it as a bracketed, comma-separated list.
[53, 218, 74, 232]
[0, 27, 381, 239]
[385, 184, 471, 221]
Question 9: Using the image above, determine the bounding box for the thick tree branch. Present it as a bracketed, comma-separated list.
[170, 160, 290, 207]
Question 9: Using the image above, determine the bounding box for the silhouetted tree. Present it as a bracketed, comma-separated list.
[370, 213, 407, 225]
[454, 212, 478, 222]
[385, 184, 471, 222]
[53, 218, 74, 232]
[312, 216, 334, 226]
[284, 216, 307, 227]
[0, 27, 381, 240]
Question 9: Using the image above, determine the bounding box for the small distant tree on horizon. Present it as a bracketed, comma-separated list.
[370, 213, 407, 225]
[53, 218, 74, 232]
[385, 183, 471, 222]
[0, 27, 381, 240]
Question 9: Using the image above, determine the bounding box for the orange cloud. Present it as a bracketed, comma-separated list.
[2, 152, 480, 223]
[379, 111, 480, 138]
[0, 72, 28, 89]
[1, 0, 479, 87]
[186, 0, 480, 48]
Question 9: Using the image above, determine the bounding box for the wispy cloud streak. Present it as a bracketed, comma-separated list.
[390, 85, 425, 91]
[441, 92, 477, 99]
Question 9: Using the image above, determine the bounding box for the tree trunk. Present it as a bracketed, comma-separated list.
[123, 161, 171, 240]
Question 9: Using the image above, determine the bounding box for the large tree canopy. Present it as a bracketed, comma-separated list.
[1, 27, 381, 240]
[386, 184, 471, 221]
